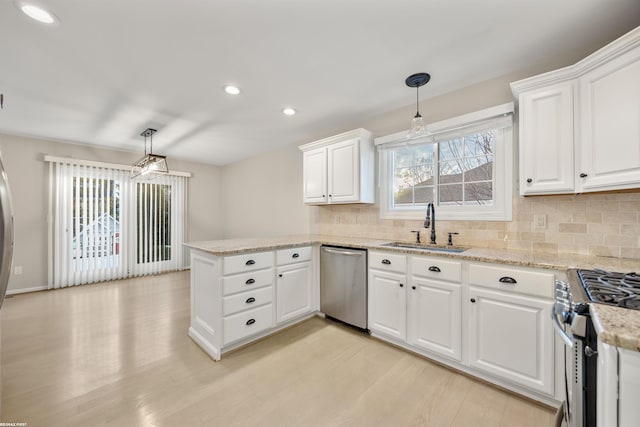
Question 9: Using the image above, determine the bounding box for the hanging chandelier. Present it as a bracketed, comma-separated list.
[131, 128, 169, 178]
[405, 72, 431, 139]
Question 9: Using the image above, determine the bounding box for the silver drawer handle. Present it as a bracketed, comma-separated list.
[499, 276, 517, 284]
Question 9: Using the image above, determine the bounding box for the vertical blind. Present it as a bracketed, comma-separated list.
[49, 159, 187, 289]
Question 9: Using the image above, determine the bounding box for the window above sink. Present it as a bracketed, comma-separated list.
[375, 103, 514, 222]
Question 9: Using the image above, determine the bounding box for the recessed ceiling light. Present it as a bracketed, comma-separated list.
[16, 2, 59, 24]
[223, 85, 241, 95]
[282, 108, 297, 116]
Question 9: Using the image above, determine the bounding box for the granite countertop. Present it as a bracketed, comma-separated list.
[184, 233, 640, 272]
[591, 304, 640, 351]
[184, 233, 640, 352]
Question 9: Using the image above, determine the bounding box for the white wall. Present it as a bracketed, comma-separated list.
[0, 133, 223, 293]
[220, 143, 314, 238]
[216, 70, 527, 240]
[213, 46, 605, 241]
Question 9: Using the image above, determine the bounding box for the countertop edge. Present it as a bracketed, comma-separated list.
[591, 304, 640, 352]
[184, 235, 639, 273]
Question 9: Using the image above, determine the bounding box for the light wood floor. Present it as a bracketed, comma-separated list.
[1, 271, 556, 426]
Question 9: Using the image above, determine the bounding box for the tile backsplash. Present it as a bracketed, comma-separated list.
[315, 191, 640, 259]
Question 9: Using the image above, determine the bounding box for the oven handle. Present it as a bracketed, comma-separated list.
[551, 304, 574, 348]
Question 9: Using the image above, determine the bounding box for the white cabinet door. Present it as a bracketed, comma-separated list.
[327, 138, 359, 203]
[276, 262, 313, 324]
[519, 83, 575, 195]
[368, 269, 406, 340]
[468, 286, 554, 394]
[578, 47, 640, 192]
[302, 147, 327, 204]
[407, 278, 462, 362]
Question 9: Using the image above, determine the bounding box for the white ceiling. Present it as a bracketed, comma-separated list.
[1, 1, 639, 166]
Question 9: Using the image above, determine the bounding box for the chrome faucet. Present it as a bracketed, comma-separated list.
[424, 202, 436, 244]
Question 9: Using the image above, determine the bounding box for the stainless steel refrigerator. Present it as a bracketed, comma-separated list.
[0, 153, 14, 308]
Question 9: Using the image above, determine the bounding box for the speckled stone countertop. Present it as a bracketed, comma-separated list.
[185, 234, 640, 351]
[591, 305, 640, 351]
[185, 233, 640, 272]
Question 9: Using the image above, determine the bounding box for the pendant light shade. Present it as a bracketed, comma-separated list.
[131, 128, 169, 179]
[405, 72, 431, 139]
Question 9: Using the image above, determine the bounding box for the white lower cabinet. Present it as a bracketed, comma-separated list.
[223, 304, 274, 345]
[189, 245, 317, 361]
[276, 246, 315, 325]
[467, 263, 554, 395]
[368, 253, 557, 401]
[368, 268, 407, 340]
[368, 253, 462, 362]
[408, 277, 462, 362]
[276, 261, 313, 324]
[408, 256, 462, 362]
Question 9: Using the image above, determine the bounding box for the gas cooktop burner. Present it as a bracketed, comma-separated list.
[578, 269, 640, 310]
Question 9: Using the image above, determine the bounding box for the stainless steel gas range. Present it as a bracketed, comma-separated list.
[554, 269, 640, 427]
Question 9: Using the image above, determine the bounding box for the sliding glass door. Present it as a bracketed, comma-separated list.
[132, 180, 175, 276]
[51, 161, 186, 288]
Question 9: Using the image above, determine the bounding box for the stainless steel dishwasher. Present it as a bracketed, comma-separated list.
[320, 245, 367, 329]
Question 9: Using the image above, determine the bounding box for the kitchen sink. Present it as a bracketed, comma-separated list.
[382, 242, 469, 253]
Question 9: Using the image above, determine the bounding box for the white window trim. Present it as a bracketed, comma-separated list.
[376, 103, 513, 221]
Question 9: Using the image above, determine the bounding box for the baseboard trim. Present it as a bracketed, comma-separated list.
[6, 285, 48, 296]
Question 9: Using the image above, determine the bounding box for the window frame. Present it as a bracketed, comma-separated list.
[376, 103, 513, 221]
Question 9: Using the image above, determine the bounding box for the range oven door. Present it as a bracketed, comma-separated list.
[552, 301, 582, 427]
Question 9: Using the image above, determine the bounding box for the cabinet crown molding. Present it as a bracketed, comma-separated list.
[511, 26, 640, 96]
[298, 128, 373, 151]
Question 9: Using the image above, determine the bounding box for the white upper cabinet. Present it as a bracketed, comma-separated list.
[578, 47, 640, 192]
[517, 83, 575, 195]
[302, 147, 327, 204]
[511, 26, 640, 195]
[299, 128, 374, 205]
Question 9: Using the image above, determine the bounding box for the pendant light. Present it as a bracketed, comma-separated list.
[405, 72, 431, 139]
[131, 128, 169, 178]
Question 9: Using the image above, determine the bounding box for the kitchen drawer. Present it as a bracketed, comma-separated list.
[222, 268, 274, 296]
[222, 251, 274, 275]
[468, 263, 554, 299]
[369, 251, 407, 274]
[411, 256, 462, 282]
[277, 246, 312, 265]
[223, 304, 273, 345]
[223, 286, 273, 316]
